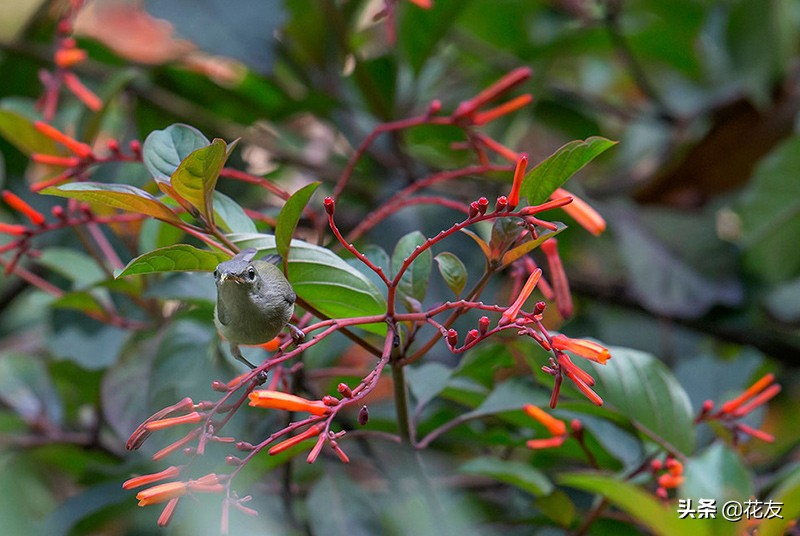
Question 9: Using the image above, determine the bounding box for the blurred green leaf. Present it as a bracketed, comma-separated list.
[764, 277, 800, 323]
[171, 138, 232, 221]
[399, 0, 469, 73]
[392, 231, 432, 310]
[465, 377, 548, 419]
[0, 353, 62, 424]
[142, 123, 210, 182]
[521, 137, 617, 205]
[559, 472, 709, 536]
[738, 136, 800, 282]
[760, 467, 800, 536]
[117, 244, 229, 277]
[213, 191, 257, 234]
[589, 347, 695, 455]
[47, 317, 128, 370]
[434, 252, 467, 297]
[460, 457, 553, 496]
[41, 182, 183, 225]
[231, 233, 387, 333]
[407, 362, 452, 409]
[0, 107, 59, 156]
[37, 247, 107, 290]
[276, 181, 319, 261]
[307, 473, 382, 536]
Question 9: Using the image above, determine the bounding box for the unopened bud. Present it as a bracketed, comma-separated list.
[323, 196, 335, 215]
[650, 459, 663, 471]
[128, 140, 141, 156]
[468, 201, 480, 218]
[465, 329, 479, 346]
[496, 195, 508, 212]
[570, 419, 582, 433]
[534, 301, 546, 315]
[322, 395, 339, 407]
[477, 197, 488, 215]
[51, 205, 65, 219]
[182, 447, 196, 457]
[225, 456, 242, 466]
[211, 381, 229, 392]
[358, 405, 369, 426]
[478, 316, 489, 335]
[427, 99, 442, 115]
[236, 441, 255, 451]
[446, 329, 458, 347]
[337, 383, 353, 398]
[107, 139, 120, 153]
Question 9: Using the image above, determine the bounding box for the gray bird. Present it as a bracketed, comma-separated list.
[214, 248, 302, 369]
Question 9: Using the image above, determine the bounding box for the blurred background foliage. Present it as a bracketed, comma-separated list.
[0, 0, 799, 534]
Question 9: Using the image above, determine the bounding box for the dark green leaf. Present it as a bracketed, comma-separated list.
[465, 377, 548, 419]
[738, 136, 800, 282]
[170, 138, 231, 220]
[764, 277, 800, 323]
[559, 472, 709, 536]
[307, 473, 382, 536]
[213, 191, 256, 234]
[37, 248, 107, 290]
[399, 0, 469, 73]
[0, 352, 62, 423]
[460, 457, 553, 496]
[521, 137, 617, 205]
[230, 233, 386, 333]
[116, 244, 230, 277]
[47, 319, 128, 370]
[0, 108, 59, 156]
[434, 252, 467, 297]
[391, 231, 432, 309]
[589, 347, 695, 455]
[40, 182, 183, 225]
[761, 468, 800, 536]
[276, 182, 319, 261]
[142, 123, 210, 182]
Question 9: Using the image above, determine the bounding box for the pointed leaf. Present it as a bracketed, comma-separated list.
[500, 222, 566, 267]
[0, 108, 59, 156]
[434, 252, 467, 297]
[559, 472, 710, 536]
[213, 191, 256, 233]
[231, 233, 387, 334]
[142, 123, 210, 182]
[391, 231, 432, 308]
[460, 457, 553, 497]
[40, 182, 182, 225]
[521, 137, 617, 205]
[170, 138, 230, 220]
[276, 182, 319, 261]
[589, 347, 695, 455]
[116, 244, 230, 277]
[460, 228, 491, 260]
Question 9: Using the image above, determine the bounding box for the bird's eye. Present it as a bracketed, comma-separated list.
[213, 269, 218, 279]
[247, 266, 256, 280]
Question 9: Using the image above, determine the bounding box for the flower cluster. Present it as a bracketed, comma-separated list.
[650, 455, 685, 499]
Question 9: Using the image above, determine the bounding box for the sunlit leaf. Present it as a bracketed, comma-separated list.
[276, 182, 319, 261]
[170, 138, 231, 221]
[40, 182, 183, 225]
[116, 244, 230, 277]
[434, 252, 467, 297]
[500, 222, 566, 267]
[521, 137, 617, 205]
[142, 123, 210, 182]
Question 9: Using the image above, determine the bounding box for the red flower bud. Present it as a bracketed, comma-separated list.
[478, 316, 489, 335]
[446, 329, 458, 347]
[468, 201, 480, 219]
[323, 196, 335, 215]
[465, 329, 479, 346]
[358, 405, 369, 426]
[322, 395, 340, 407]
[495, 195, 508, 212]
[477, 197, 488, 215]
[337, 383, 353, 398]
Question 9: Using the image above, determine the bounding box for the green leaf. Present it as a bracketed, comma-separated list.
[465, 377, 548, 419]
[500, 221, 566, 267]
[399, 0, 469, 73]
[738, 136, 800, 282]
[0, 108, 59, 156]
[230, 233, 387, 334]
[521, 137, 617, 205]
[212, 191, 257, 234]
[406, 362, 452, 409]
[37, 248, 107, 290]
[764, 277, 800, 323]
[761, 467, 800, 536]
[40, 182, 183, 225]
[170, 138, 231, 220]
[392, 231, 432, 309]
[142, 123, 210, 182]
[307, 473, 382, 536]
[589, 347, 695, 455]
[276, 182, 319, 261]
[559, 472, 709, 536]
[434, 252, 467, 297]
[460, 228, 491, 260]
[116, 244, 230, 277]
[459, 457, 553, 497]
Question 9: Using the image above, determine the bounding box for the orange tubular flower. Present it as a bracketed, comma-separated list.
[507, 153, 527, 209]
[407, 0, 433, 7]
[541, 238, 573, 319]
[54, 47, 87, 68]
[551, 334, 611, 364]
[657, 473, 684, 489]
[472, 94, 534, 126]
[550, 188, 606, 236]
[157, 497, 180, 527]
[502, 268, 542, 322]
[62, 72, 103, 111]
[136, 481, 188, 507]
[2, 191, 46, 225]
[453, 67, 532, 119]
[33, 121, 93, 159]
[268, 424, 324, 455]
[0, 222, 28, 236]
[719, 373, 778, 415]
[31, 153, 81, 167]
[144, 411, 203, 431]
[524, 404, 566, 436]
[248, 391, 329, 415]
[123, 466, 181, 490]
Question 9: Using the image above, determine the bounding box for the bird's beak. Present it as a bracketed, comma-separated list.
[219, 273, 244, 284]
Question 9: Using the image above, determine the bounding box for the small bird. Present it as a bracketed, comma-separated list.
[214, 248, 303, 369]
